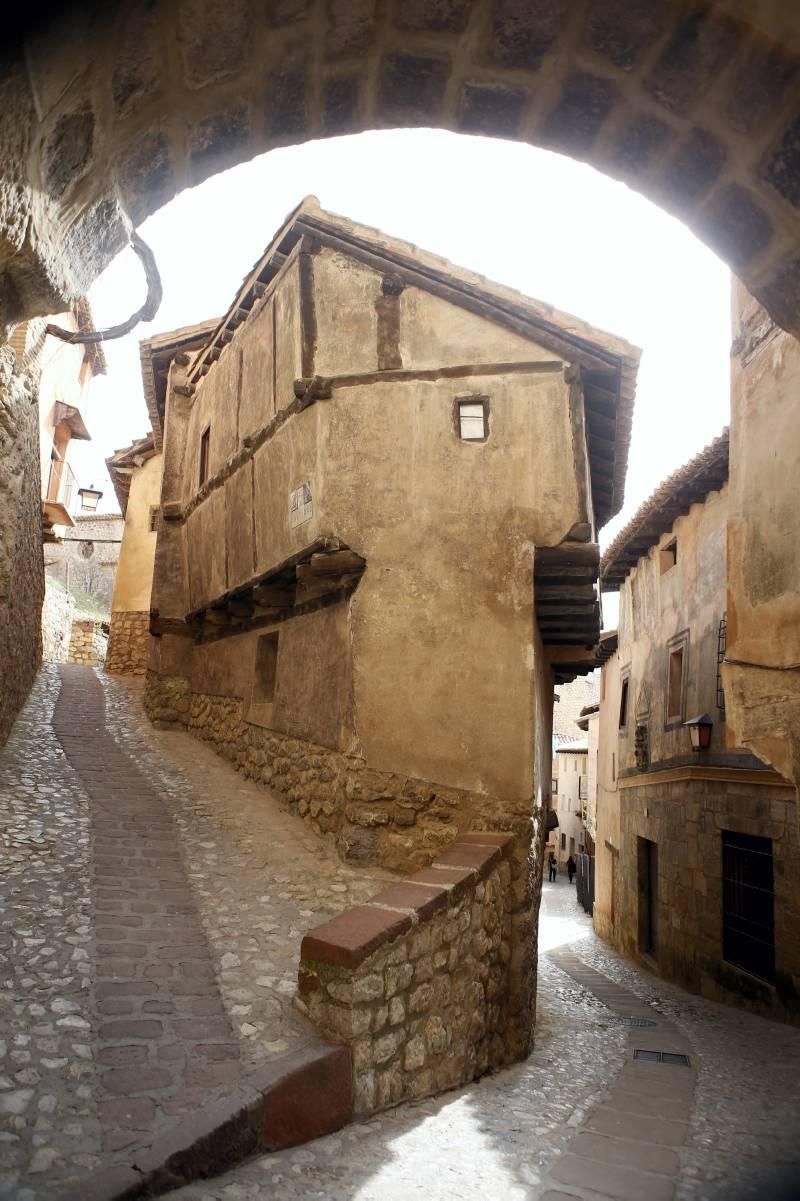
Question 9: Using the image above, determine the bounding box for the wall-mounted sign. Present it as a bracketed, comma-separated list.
[289, 479, 314, 529]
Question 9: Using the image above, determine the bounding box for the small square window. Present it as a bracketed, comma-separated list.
[660, 538, 677, 574]
[457, 398, 488, 441]
[199, 425, 211, 486]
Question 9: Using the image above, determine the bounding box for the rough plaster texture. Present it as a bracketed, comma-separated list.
[0, 347, 44, 746]
[724, 282, 800, 785]
[595, 480, 799, 1020]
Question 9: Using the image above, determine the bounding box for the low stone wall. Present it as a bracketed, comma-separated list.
[145, 674, 540, 1062]
[67, 618, 107, 667]
[296, 833, 515, 1114]
[41, 579, 75, 663]
[105, 610, 151, 675]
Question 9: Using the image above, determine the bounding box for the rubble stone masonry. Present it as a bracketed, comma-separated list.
[0, 347, 43, 745]
[67, 618, 106, 667]
[144, 674, 540, 1064]
[105, 610, 151, 675]
[296, 834, 515, 1114]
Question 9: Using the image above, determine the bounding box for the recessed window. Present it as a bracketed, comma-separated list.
[253, 632, 279, 704]
[457, 398, 488, 441]
[149, 505, 161, 533]
[618, 676, 629, 730]
[667, 647, 684, 722]
[551, 777, 558, 795]
[199, 425, 211, 486]
[660, 538, 677, 574]
[722, 830, 775, 983]
[560, 833, 566, 852]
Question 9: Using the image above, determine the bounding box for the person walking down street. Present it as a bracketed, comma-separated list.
[548, 851, 558, 883]
[567, 855, 576, 884]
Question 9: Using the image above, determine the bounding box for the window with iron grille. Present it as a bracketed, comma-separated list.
[722, 830, 775, 983]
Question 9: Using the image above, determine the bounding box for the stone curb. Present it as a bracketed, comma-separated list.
[58, 1041, 353, 1200]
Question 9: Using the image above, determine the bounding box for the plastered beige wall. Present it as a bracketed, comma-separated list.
[112, 454, 162, 612]
[157, 242, 591, 802]
[613, 486, 729, 771]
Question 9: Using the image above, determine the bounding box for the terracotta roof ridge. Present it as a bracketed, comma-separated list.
[601, 427, 729, 588]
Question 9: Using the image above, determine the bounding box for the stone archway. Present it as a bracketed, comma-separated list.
[2, 1, 800, 335]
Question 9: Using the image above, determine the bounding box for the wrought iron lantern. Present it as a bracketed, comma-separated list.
[77, 485, 103, 513]
[683, 713, 713, 751]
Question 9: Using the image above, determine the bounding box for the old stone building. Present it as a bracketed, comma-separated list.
[141, 198, 639, 1066]
[595, 430, 799, 1022]
[144, 197, 639, 871]
[45, 512, 124, 610]
[106, 433, 162, 675]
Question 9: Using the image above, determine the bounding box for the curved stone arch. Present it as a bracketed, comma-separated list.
[5, 0, 800, 333]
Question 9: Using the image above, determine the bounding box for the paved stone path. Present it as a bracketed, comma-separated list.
[0, 666, 388, 1197]
[171, 881, 800, 1201]
[3, 667, 800, 1199]
[53, 666, 240, 1154]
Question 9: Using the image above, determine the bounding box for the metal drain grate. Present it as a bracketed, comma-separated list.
[634, 1049, 691, 1066]
[629, 1017, 657, 1027]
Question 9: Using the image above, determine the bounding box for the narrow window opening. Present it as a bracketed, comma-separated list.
[667, 647, 684, 721]
[149, 505, 161, 533]
[199, 425, 211, 487]
[659, 538, 678, 574]
[618, 678, 629, 729]
[560, 833, 566, 852]
[637, 837, 658, 958]
[253, 632, 279, 704]
[457, 399, 487, 441]
[551, 777, 558, 795]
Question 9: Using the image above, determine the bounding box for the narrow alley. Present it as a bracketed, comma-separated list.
[2, 666, 800, 1200]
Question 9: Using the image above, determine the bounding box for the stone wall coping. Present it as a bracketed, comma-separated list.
[300, 835, 513, 970]
[60, 1041, 352, 1199]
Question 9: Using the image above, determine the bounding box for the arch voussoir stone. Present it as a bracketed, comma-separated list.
[2, 1, 800, 332]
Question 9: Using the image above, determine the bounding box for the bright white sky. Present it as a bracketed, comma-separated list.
[80, 128, 731, 559]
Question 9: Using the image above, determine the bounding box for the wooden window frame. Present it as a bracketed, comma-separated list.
[454, 395, 490, 443]
[664, 629, 689, 729]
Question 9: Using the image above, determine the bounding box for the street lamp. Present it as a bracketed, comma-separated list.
[683, 713, 713, 751]
[77, 485, 103, 513]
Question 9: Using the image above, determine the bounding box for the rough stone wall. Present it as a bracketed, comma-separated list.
[105, 610, 151, 675]
[145, 674, 538, 1062]
[297, 834, 515, 1114]
[0, 347, 44, 745]
[4, 7, 800, 340]
[67, 618, 106, 666]
[41, 578, 74, 663]
[612, 776, 800, 1024]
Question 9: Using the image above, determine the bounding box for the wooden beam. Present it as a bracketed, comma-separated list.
[535, 543, 600, 568]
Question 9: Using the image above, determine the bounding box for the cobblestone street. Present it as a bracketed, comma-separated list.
[1, 666, 800, 1199]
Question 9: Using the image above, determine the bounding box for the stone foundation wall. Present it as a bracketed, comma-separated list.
[0, 347, 44, 746]
[611, 774, 800, 1024]
[106, 610, 151, 675]
[145, 673, 540, 1061]
[68, 619, 107, 667]
[297, 834, 515, 1114]
[41, 579, 75, 663]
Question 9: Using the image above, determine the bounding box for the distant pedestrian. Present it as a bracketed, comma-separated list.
[567, 855, 576, 884]
[548, 852, 557, 883]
